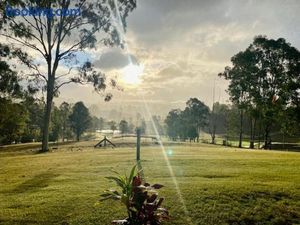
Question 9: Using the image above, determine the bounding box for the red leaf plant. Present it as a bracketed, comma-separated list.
[100, 165, 169, 225]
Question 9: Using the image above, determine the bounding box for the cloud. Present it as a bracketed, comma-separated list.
[93, 48, 138, 70]
[57, 0, 300, 116]
[143, 63, 197, 83]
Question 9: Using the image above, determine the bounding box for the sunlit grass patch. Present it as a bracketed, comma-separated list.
[0, 143, 300, 225]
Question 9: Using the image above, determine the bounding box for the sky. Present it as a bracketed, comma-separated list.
[1, 2, 299, 211]
[50, 0, 300, 117]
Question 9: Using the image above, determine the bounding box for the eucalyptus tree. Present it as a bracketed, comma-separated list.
[184, 98, 209, 142]
[119, 119, 129, 134]
[0, 43, 29, 144]
[0, 43, 23, 99]
[0, 0, 136, 151]
[165, 109, 182, 141]
[69, 101, 91, 141]
[249, 36, 300, 148]
[220, 36, 300, 148]
[59, 101, 72, 142]
[208, 102, 230, 144]
[219, 47, 257, 148]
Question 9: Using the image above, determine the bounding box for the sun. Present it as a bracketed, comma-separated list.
[121, 63, 144, 85]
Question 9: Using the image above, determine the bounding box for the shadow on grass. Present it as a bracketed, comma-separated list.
[10, 172, 59, 193]
[226, 190, 299, 225]
[0, 218, 41, 225]
[0, 197, 79, 225]
[201, 174, 234, 179]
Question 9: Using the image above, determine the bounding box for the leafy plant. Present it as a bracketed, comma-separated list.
[101, 165, 169, 225]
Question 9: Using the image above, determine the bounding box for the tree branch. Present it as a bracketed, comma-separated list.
[55, 67, 75, 80]
[32, 14, 48, 56]
[1, 34, 47, 58]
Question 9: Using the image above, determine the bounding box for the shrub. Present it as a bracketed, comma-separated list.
[101, 165, 169, 225]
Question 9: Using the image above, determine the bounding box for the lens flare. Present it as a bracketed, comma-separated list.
[121, 63, 144, 85]
[142, 96, 193, 224]
[167, 149, 173, 156]
[107, 1, 193, 223]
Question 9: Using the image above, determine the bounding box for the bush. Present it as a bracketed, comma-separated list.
[101, 165, 169, 225]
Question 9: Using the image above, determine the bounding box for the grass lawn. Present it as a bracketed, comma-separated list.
[0, 142, 300, 225]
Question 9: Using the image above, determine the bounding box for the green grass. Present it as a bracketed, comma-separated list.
[1, 142, 300, 225]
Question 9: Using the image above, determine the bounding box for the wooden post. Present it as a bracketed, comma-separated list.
[136, 128, 141, 161]
[104, 136, 107, 147]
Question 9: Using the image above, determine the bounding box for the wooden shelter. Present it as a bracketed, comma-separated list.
[94, 136, 116, 148]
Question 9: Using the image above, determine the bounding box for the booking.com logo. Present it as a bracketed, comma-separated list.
[5, 5, 81, 18]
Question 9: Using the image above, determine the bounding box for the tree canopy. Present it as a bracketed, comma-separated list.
[219, 36, 300, 148]
[0, 0, 137, 151]
[69, 101, 91, 141]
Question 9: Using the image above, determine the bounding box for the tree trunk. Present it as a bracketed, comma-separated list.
[282, 132, 286, 150]
[76, 129, 80, 141]
[211, 124, 216, 144]
[238, 109, 243, 148]
[249, 118, 253, 149]
[41, 76, 55, 152]
[62, 127, 65, 143]
[258, 117, 261, 149]
[41, 13, 53, 152]
[264, 126, 270, 149]
[250, 118, 256, 149]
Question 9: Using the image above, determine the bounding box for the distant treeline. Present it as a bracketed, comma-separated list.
[165, 98, 300, 148]
[0, 97, 151, 145]
[0, 98, 89, 144]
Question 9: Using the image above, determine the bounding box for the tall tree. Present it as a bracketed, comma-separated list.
[184, 98, 209, 142]
[69, 101, 91, 141]
[22, 97, 44, 142]
[0, 44, 22, 99]
[0, 44, 32, 144]
[49, 105, 63, 141]
[1, 0, 136, 151]
[109, 120, 117, 133]
[119, 119, 129, 134]
[165, 107, 200, 142]
[0, 99, 28, 144]
[219, 36, 300, 149]
[250, 36, 300, 148]
[219, 47, 256, 148]
[59, 101, 72, 142]
[208, 102, 230, 144]
[165, 109, 181, 141]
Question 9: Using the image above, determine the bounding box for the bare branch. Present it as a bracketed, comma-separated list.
[7, 18, 47, 56]
[29, 64, 48, 82]
[54, 78, 86, 91]
[32, 14, 48, 56]
[1, 34, 47, 58]
[58, 28, 107, 58]
[23, 72, 47, 83]
[58, 0, 88, 44]
[55, 67, 74, 80]
[55, 80, 75, 90]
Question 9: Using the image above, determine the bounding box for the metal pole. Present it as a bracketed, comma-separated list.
[136, 128, 141, 161]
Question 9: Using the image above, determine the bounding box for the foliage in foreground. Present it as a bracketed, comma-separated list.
[101, 165, 169, 225]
